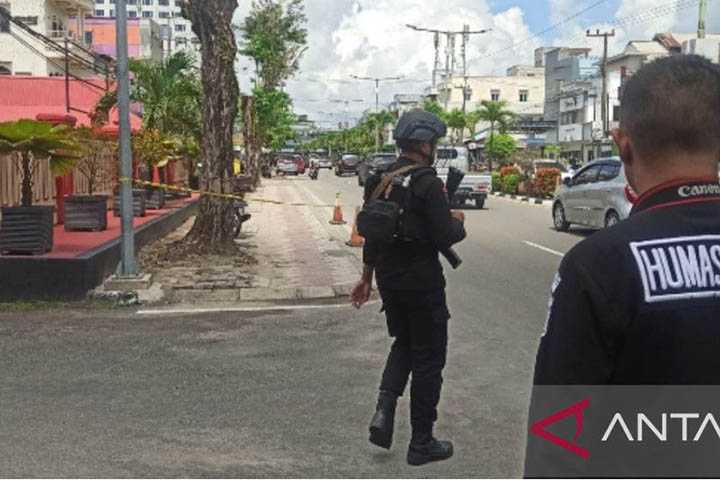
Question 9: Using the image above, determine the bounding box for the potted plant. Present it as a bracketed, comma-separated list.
[133, 129, 175, 209]
[64, 127, 112, 231]
[0, 120, 80, 255]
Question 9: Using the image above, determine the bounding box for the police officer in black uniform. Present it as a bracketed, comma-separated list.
[351, 110, 466, 466]
[531, 55, 720, 385]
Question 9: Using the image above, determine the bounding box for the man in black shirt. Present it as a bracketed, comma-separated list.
[351, 110, 466, 466]
[532, 56, 720, 385]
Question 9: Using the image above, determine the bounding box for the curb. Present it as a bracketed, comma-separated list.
[491, 191, 552, 207]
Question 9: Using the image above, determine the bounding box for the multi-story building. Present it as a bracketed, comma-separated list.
[91, 0, 198, 59]
[437, 65, 545, 117]
[0, 0, 95, 77]
[69, 16, 162, 61]
[543, 47, 599, 147]
[388, 93, 425, 117]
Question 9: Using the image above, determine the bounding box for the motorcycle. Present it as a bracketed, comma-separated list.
[309, 165, 319, 180]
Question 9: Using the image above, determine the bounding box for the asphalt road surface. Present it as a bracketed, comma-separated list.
[0, 170, 594, 477]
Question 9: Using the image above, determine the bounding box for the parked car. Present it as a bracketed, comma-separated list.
[317, 157, 333, 169]
[276, 158, 299, 175]
[435, 146, 492, 209]
[552, 157, 632, 232]
[335, 154, 362, 176]
[358, 152, 397, 186]
[293, 155, 306, 174]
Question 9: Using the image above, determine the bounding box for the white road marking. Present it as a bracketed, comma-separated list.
[136, 300, 380, 316]
[523, 241, 565, 258]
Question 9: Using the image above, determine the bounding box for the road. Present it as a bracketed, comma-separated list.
[0, 170, 593, 477]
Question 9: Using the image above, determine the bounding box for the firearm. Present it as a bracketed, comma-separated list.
[441, 167, 465, 269]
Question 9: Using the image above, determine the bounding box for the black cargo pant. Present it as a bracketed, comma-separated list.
[378, 288, 450, 441]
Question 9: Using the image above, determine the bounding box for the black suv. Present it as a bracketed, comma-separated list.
[357, 153, 397, 186]
[335, 154, 362, 176]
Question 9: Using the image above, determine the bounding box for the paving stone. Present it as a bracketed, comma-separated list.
[297, 286, 336, 300]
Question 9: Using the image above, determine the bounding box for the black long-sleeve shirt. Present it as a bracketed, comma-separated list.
[362, 158, 466, 291]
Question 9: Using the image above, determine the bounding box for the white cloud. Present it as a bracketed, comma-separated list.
[232, 0, 718, 128]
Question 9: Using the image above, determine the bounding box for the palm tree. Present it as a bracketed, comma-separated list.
[476, 100, 515, 172]
[0, 120, 79, 207]
[93, 52, 201, 137]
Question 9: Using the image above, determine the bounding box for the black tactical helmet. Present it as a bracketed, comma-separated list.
[393, 109, 447, 144]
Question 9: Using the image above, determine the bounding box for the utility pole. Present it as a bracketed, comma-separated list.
[350, 75, 403, 149]
[587, 29, 615, 141]
[461, 24, 470, 114]
[698, 0, 707, 39]
[406, 24, 491, 106]
[64, 36, 70, 113]
[116, 0, 137, 277]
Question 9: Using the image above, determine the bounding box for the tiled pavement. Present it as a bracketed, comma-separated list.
[140, 177, 362, 305]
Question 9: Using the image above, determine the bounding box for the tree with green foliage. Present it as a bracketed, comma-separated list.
[253, 86, 296, 150]
[0, 120, 80, 207]
[485, 133, 517, 167]
[444, 108, 468, 145]
[239, 0, 307, 89]
[422, 99, 446, 119]
[476, 100, 515, 171]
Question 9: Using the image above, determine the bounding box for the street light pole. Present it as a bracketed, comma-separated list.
[116, 0, 137, 277]
[350, 74, 403, 150]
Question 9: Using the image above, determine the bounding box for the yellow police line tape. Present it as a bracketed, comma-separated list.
[119, 178, 337, 208]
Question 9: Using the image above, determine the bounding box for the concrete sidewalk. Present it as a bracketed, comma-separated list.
[140, 177, 362, 305]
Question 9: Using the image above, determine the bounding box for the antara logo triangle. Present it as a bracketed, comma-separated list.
[530, 398, 591, 459]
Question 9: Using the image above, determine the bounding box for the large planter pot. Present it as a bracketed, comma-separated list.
[65, 195, 108, 232]
[113, 189, 147, 217]
[145, 188, 166, 210]
[0, 206, 54, 255]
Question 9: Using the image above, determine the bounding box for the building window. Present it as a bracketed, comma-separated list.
[128, 10, 137, 17]
[95, 0, 104, 3]
[109, 9, 114, 16]
[0, 3, 10, 33]
[143, 0, 153, 5]
[159, 0, 169, 4]
[159, 11, 170, 18]
[84, 31, 93, 44]
[519, 89, 529, 102]
[142, 10, 153, 17]
[128, 0, 137, 3]
[175, 23, 186, 32]
[490, 89, 500, 102]
[0, 62, 11, 75]
[95, 9, 104, 15]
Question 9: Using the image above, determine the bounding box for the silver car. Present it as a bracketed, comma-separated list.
[552, 157, 632, 231]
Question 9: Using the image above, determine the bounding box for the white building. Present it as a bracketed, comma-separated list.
[0, 0, 95, 76]
[91, 0, 198, 58]
[555, 76, 615, 163]
[437, 65, 545, 117]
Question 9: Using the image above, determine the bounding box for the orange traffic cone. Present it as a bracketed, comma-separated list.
[330, 192, 347, 225]
[346, 207, 365, 247]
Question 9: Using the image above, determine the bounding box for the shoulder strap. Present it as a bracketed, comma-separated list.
[369, 165, 422, 201]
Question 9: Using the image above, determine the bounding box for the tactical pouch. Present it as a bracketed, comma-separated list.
[357, 165, 421, 244]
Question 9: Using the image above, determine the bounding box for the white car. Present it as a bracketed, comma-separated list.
[276, 158, 299, 175]
[552, 157, 632, 231]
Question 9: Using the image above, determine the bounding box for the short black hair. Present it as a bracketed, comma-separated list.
[620, 54, 720, 158]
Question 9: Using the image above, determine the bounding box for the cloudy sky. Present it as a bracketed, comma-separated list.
[233, 0, 719, 128]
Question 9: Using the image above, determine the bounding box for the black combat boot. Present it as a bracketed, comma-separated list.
[368, 390, 398, 449]
[407, 435, 454, 466]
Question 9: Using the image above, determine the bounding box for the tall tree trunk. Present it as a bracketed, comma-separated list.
[20, 153, 33, 207]
[487, 121, 495, 173]
[185, 0, 239, 248]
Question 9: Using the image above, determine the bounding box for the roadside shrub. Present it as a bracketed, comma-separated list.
[499, 165, 521, 178]
[502, 173, 521, 195]
[491, 171, 501, 192]
[533, 168, 562, 198]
